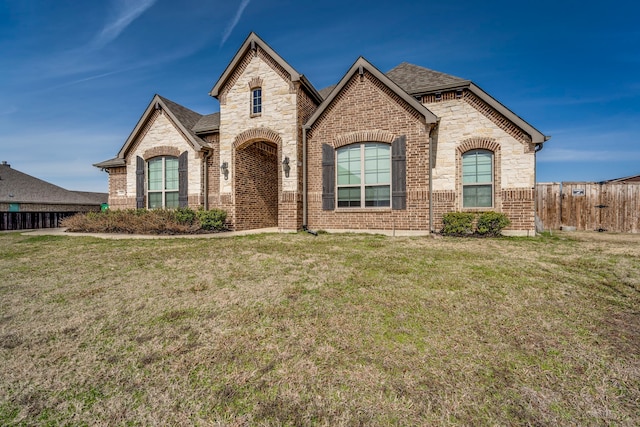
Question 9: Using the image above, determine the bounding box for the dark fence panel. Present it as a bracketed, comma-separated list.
[0, 212, 76, 231]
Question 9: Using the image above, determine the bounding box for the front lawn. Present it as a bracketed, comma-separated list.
[0, 231, 638, 425]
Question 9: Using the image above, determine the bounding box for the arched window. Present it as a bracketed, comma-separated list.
[462, 149, 493, 208]
[337, 143, 390, 207]
[147, 156, 179, 208]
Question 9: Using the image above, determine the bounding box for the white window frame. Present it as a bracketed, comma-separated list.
[251, 87, 262, 116]
[462, 149, 494, 208]
[336, 143, 391, 208]
[147, 156, 179, 209]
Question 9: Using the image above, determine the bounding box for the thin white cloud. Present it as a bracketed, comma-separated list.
[221, 0, 251, 46]
[93, 0, 158, 49]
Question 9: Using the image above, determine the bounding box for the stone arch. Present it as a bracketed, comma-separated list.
[455, 137, 502, 211]
[333, 129, 396, 149]
[233, 127, 282, 151]
[456, 137, 500, 155]
[142, 146, 181, 160]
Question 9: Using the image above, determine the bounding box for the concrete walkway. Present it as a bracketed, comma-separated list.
[21, 227, 280, 240]
[20, 227, 432, 239]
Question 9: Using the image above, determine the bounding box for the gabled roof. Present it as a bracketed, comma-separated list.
[156, 95, 206, 144]
[95, 94, 214, 169]
[467, 83, 548, 144]
[386, 62, 549, 144]
[0, 163, 106, 206]
[386, 62, 470, 94]
[305, 57, 438, 129]
[209, 32, 322, 104]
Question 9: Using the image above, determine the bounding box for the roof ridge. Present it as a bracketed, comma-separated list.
[156, 94, 203, 118]
[386, 62, 469, 95]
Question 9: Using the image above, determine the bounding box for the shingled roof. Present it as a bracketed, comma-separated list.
[0, 162, 106, 206]
[386, 62, 470, 95]
[318, 85, 336, 100]
[193, 112, 220, 134]
[95, 95, 222, 169]
[156, 95, 209, 144]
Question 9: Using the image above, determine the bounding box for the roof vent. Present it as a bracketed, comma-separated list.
[1, 161, 9, 167]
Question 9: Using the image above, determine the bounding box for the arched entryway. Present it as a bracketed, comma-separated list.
[234, 137, 280, 231]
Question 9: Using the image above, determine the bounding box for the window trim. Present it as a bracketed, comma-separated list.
[251, 87, 262, 117]
[147, 156, 179, 209]
[335, 142, 391, 209]
[461, 149, 494, 209]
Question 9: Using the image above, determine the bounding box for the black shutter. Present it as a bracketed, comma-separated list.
[322, 144, 335, 210]
[136, 156, 145, 209]
[178, 151, 188, 208]
[391, 135, 406, 210]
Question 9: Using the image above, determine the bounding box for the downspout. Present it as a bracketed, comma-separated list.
[302, 125, 310, 228]
[533, 136, 550, 234]
[428, 121, 438, 233]
[202, 148, 213, 210]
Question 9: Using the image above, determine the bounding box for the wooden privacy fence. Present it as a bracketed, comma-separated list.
[536, 182, 640, 233]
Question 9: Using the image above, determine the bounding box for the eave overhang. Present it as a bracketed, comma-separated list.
[209, 32, 322, 105]
[305, 57, 438, 129]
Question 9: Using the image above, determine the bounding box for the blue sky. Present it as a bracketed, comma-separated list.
[1, 0, 638, 192]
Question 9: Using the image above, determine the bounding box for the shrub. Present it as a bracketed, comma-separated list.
[441, 212, 475, 236]
[476, 211, 511, 236]
[196, 209, 227, 231]
[174, 207, 196, 225]
[61, 208, 228, 234]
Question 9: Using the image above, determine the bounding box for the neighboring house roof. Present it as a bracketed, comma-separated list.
[95, 94, 216, 169]
[386, 62, 549, 145]
[386, 62, 470, 94]
[0, 162, 106, 206]
[604, 174, 640, 183]
[305, 57, 438, 128]
[209, 32, 323, 105]
[72, 191, 109, 204]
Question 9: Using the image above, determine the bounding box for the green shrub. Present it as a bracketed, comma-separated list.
[196, 209, 227, 231]
[441, 212, 475, 236]
[174, 207, 196, 225]
[476, 211, 511, 236]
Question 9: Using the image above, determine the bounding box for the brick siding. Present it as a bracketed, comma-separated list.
[307, 70, 430, 231]
[234, 141, 279, 230]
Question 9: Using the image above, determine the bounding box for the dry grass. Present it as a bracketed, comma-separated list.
[0, 231, 638, 426]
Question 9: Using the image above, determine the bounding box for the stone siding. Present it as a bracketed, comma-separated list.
[108, 111, 203, 209]
[425, 90, 536, 232]
[217, 47, 300, 230]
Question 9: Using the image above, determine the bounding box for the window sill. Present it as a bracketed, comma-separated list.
[250, 113, 262, 118]
[335, 207, 392, 213]
[462, 206, 495, 212]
